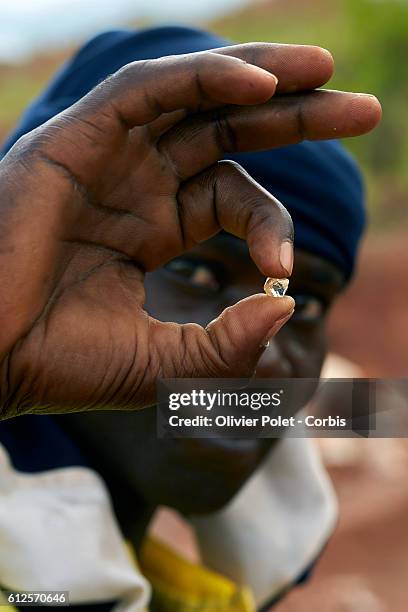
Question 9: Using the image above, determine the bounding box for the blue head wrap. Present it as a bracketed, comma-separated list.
[1, 26, 366, 280]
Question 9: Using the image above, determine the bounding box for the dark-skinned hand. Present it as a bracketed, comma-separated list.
[0, 43, 381, 419]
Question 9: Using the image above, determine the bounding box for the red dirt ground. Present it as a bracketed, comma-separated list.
[328, 232, 408, 377]
[274, 439, 408, 612]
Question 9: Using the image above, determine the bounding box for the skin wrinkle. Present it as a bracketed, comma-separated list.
[295, 97, 307, 142]
[0, 354, 11, 414]
[174, 192, 188, 252]
[213, 107, 239, 154]
[43, 156, 146, 224]
[193, 69, 210, 113]
[155, 129, 189, 193]
[107, 328, 139, 408]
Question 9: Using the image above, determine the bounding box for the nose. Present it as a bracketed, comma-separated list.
[255, 337, 293, 378]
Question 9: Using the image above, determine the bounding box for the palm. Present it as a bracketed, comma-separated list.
[9, 124, 191, 412]
[0, 44, 381, 417]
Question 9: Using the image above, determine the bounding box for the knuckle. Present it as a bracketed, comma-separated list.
[4, 128, 48, 164]
[112, 58, 152, 81]
[210, 306, 242, 361]
[249, 197, 294, 240]
[104, 58, 161, 98]
[274, 199, 294, 236]
[216, 159, 246, 180]
[295, 99, 307, 141]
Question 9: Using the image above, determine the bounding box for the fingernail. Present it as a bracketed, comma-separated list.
[263, 310, 294, 344]
[279, 240, 294, 276]
[246, 64, 278, 85]
[260, 71, 279, 89]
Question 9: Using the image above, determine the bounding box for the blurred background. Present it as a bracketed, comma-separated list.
[1, 1, 407, 610]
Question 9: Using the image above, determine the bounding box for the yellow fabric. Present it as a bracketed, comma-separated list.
[0, 591, 17, 611]
[138, 537, 255, 612]
[0, 539, 254, 612]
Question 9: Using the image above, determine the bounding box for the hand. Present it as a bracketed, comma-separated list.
[0, 43, 381, 418]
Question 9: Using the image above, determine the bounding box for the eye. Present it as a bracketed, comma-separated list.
[164, 258, 223, 293]
[291, 294, 326, 323]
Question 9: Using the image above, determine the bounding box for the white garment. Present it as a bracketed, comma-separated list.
[0, 436, 336, 608]
[192, 436, 337, 607]
[0, 444, 150, 611]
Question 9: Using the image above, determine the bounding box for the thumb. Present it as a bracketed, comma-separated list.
[204, 294, 295, 377]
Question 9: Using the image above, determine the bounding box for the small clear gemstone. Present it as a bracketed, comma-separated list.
[264, 277, 289, 298]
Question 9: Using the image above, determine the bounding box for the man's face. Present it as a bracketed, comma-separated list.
[145, 233, 344, 379]
[59, 234, 344, 516]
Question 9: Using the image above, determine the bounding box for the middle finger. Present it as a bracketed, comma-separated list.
[158, 89, 381, 181]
